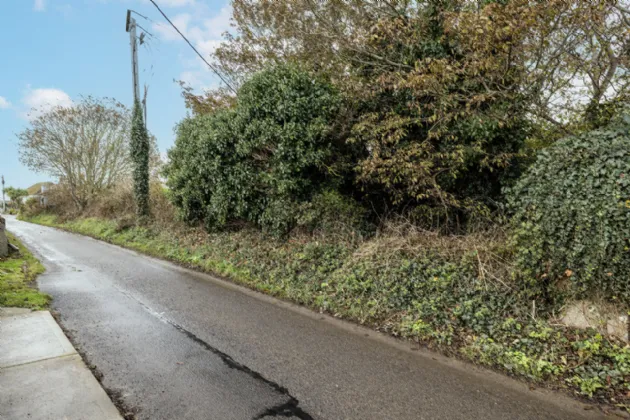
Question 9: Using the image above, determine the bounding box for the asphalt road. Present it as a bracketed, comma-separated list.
[6, 215, 605, 420]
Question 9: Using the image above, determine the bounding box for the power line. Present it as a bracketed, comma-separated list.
[129, 9, 159, 118]
[135, 23, 155, 40]
[130, 10, 160, 50]
[147, 0, 236, 94]
[131, 10, 151, 21]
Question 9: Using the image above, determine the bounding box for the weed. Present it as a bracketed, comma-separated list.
[0, 232, 49, 309]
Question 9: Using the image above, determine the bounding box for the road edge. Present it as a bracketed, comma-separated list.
[11, 215, 624, 419]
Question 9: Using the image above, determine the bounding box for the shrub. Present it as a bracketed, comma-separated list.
[347, 4, 529, 225]
[508, 121, 630, 306]
[149, 182, 178, 229]
[42, 184, 78, 220]
[295, 190, 370, 240]
[164, 65, 345, 236]
[86, 184, 135, 220]
[20, 197, 45, 218]
[164, 108, 248, 229]
[41, 183, 135, 223]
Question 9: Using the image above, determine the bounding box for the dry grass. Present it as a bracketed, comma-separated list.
[355, 218, 515, 291]
[148, 183, 179, 230]
[37, 181, 178, 230]
[86, 184, 135, 220]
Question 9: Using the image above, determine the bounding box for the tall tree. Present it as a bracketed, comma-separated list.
[18, 97, 132, 210]
[130, 100, 150, 219]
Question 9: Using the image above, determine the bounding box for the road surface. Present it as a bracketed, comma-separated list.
[6, 215, 604, 420]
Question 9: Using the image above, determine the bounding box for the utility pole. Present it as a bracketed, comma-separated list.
[126, 10, 151, 219]
[1, 176, 5, 214]
[126, 10, 141, 105]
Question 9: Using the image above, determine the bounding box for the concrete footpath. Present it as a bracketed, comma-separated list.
[0, 309, 122, 420]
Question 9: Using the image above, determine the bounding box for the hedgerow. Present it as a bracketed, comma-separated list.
[508, 121, 630, 307]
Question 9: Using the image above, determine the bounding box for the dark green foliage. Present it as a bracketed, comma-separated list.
[164, 109, 243, 228]
[294, 190, 371, 238]
[508, 121, 630, 306]
[164, 65, 345, 236]
[130, 100, 150, 219]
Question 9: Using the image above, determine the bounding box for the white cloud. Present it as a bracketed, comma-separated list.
[152, 6, 232, 52]
[200, 5, 232, 39]
[0, 97, 11, 109]
[195, 39, 222, 58]
[152, 13, 191, 41]
[178, 69, 222, 91]
[151, 5, 233, 90]
[33, 0, 46, 12]
[178, 71, 202, 87]
[22, 88, 73, 120]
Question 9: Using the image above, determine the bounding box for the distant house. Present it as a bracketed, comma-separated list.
[23, 182, 54, 206]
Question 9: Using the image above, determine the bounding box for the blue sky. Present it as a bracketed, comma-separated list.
[0, 0, 231, 189]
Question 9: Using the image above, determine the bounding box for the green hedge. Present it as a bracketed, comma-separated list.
[508, 122, 630, 307]
[164, 65, 346, 236]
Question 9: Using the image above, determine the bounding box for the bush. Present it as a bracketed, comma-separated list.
[20, 197, 45, 218]
[86, 184, 135, 220]
[164, 65, 346, 236]
[295, 190, 370, 239]
[44, 184, 81, 220]
[149, 182, 178, 229]
[508, 121, 630, 306]
[347, 5, 529, 225]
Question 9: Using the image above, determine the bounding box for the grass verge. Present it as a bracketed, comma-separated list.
[0, 231, 49, 309]
[21, 213, 630, 412]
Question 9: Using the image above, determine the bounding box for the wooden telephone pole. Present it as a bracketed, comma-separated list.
[126, 10, 141, 105]
[126, 10, 148, 127]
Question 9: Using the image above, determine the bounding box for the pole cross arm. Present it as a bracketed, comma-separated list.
[126, 9, 132, 32]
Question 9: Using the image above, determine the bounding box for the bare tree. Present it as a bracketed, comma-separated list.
[18, 97, 132, 210]
[519, 0, 630, 131]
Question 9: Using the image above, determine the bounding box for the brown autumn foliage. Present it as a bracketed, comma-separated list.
[173, 1, 630, 224]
